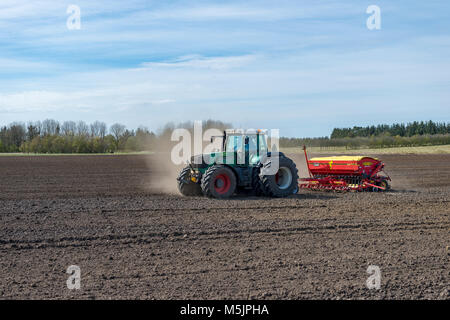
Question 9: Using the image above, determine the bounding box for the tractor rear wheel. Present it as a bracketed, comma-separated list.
[177, 166, 202, 196]
[259, 156, 299, 197]
[201, 165, 237, 198]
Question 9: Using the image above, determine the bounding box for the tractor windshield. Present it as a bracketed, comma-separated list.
[250, 134, 268, 153]
[258, 134, 268, 153]
[226, 135, 244, 152]
[225, 134, 268, 154]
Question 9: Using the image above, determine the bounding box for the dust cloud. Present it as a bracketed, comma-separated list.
[142, 137, 186, 195]
[144, 152, 183, 194]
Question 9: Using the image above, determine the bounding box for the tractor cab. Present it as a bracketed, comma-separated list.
[220, 129, 269, 166]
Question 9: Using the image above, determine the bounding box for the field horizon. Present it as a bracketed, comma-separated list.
[0, 144, 449, 156]
[282, 144, 450, 155]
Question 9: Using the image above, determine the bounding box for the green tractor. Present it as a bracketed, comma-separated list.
[176, 129, 299, 198]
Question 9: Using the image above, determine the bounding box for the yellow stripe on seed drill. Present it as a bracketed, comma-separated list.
[310, 156, 379, 161]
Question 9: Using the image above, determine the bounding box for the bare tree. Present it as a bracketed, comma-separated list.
[98, 122, 107, 139]
[34, 121, 42, 137]
[90, 121, 107, 138]
[42, 119, 60, 136]
[76, 121, 89, 137]
[110, 123, 126, 150]
[61, 121, 77, 136]
[26, 122, 40, 141]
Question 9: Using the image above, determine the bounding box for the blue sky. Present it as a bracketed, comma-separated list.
[0, 0, 449, 137]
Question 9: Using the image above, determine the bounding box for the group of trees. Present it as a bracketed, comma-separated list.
[282, 120, 450, 150]
[0, 119, 231, 154]
[0, 119, 449, 153]
[281, 134, 450, 150]
[331, 121, 450, 139]
[0, 120, 156, 153]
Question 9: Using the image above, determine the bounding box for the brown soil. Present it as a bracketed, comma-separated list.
[0, 154, 448, 299]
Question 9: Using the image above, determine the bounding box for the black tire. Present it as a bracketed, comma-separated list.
[177, 166, 202, 196]
[259, 156, 299, 197]
[379, 179, 390, 192]
[370, 179, 390, 192]
[201, 165, 237, 199]
[251, 167, 265, 196]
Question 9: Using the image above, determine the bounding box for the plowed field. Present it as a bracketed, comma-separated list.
[0, 154, 448, 299]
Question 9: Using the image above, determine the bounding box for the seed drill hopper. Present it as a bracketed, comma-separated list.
[298, 146, 391, 192]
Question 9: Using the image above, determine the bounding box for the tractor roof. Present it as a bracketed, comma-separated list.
[225, 129, 268, 135]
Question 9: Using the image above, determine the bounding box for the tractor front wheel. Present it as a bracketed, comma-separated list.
[177, 166, 203, 196]
[201, 165, 237, 198]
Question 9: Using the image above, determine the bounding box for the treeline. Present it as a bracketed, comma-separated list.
[331, 120, 450, 139]
[1, 119, 449, 153]
[280, 134, 450, 149]
[0, 120, 156, 153]
[0, 119, 231, 154]
[281, 120, 450, 150]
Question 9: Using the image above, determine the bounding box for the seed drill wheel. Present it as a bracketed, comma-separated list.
[260, 156, 299, 197]
[177, 166, 203, 196]
[201, 165, 237, 198]
[378, 180, 390, 192]
[371, 179, 390, 192]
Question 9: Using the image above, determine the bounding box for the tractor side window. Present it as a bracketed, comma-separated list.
[247, 135, 258, 151]
[226, 135, 243, 152]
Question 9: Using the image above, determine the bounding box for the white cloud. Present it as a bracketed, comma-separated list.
[144, 5, 292, 21]
[0, 1, 449, 135]
[0, 90, 66, 112]
[1, 46, 449, 115]
[141, 54, 258, 70]
[0, 58, 61, 73]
